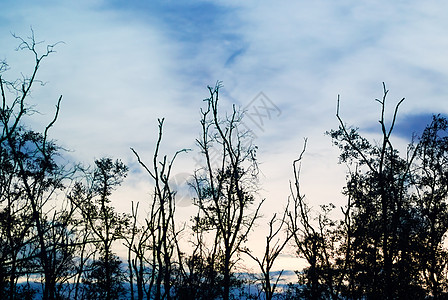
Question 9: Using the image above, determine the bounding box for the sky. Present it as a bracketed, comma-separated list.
[1, 0, 448, 276]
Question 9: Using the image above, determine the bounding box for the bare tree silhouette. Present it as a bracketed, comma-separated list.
[191, 83, 264, 300]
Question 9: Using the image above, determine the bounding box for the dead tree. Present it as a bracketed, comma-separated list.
[242, 204, 294, 300]
[131, 118, 187, 300]
[192, 82, 264, 300]
[288, 139, 351, 300]
[0, 30, 75, 300]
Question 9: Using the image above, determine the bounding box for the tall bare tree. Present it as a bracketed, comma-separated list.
[0, 30, 78, 300]
[192, 83, 263, 300]
[130, 118, 187, 300]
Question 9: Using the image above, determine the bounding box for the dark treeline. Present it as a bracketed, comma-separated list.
[2, 34, 448, 300]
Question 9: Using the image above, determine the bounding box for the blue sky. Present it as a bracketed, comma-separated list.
[2, 0, 448, 273]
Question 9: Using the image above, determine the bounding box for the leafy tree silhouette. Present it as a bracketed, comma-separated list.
[327, 83, 448, 298]
[73, 158, 129, 300]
